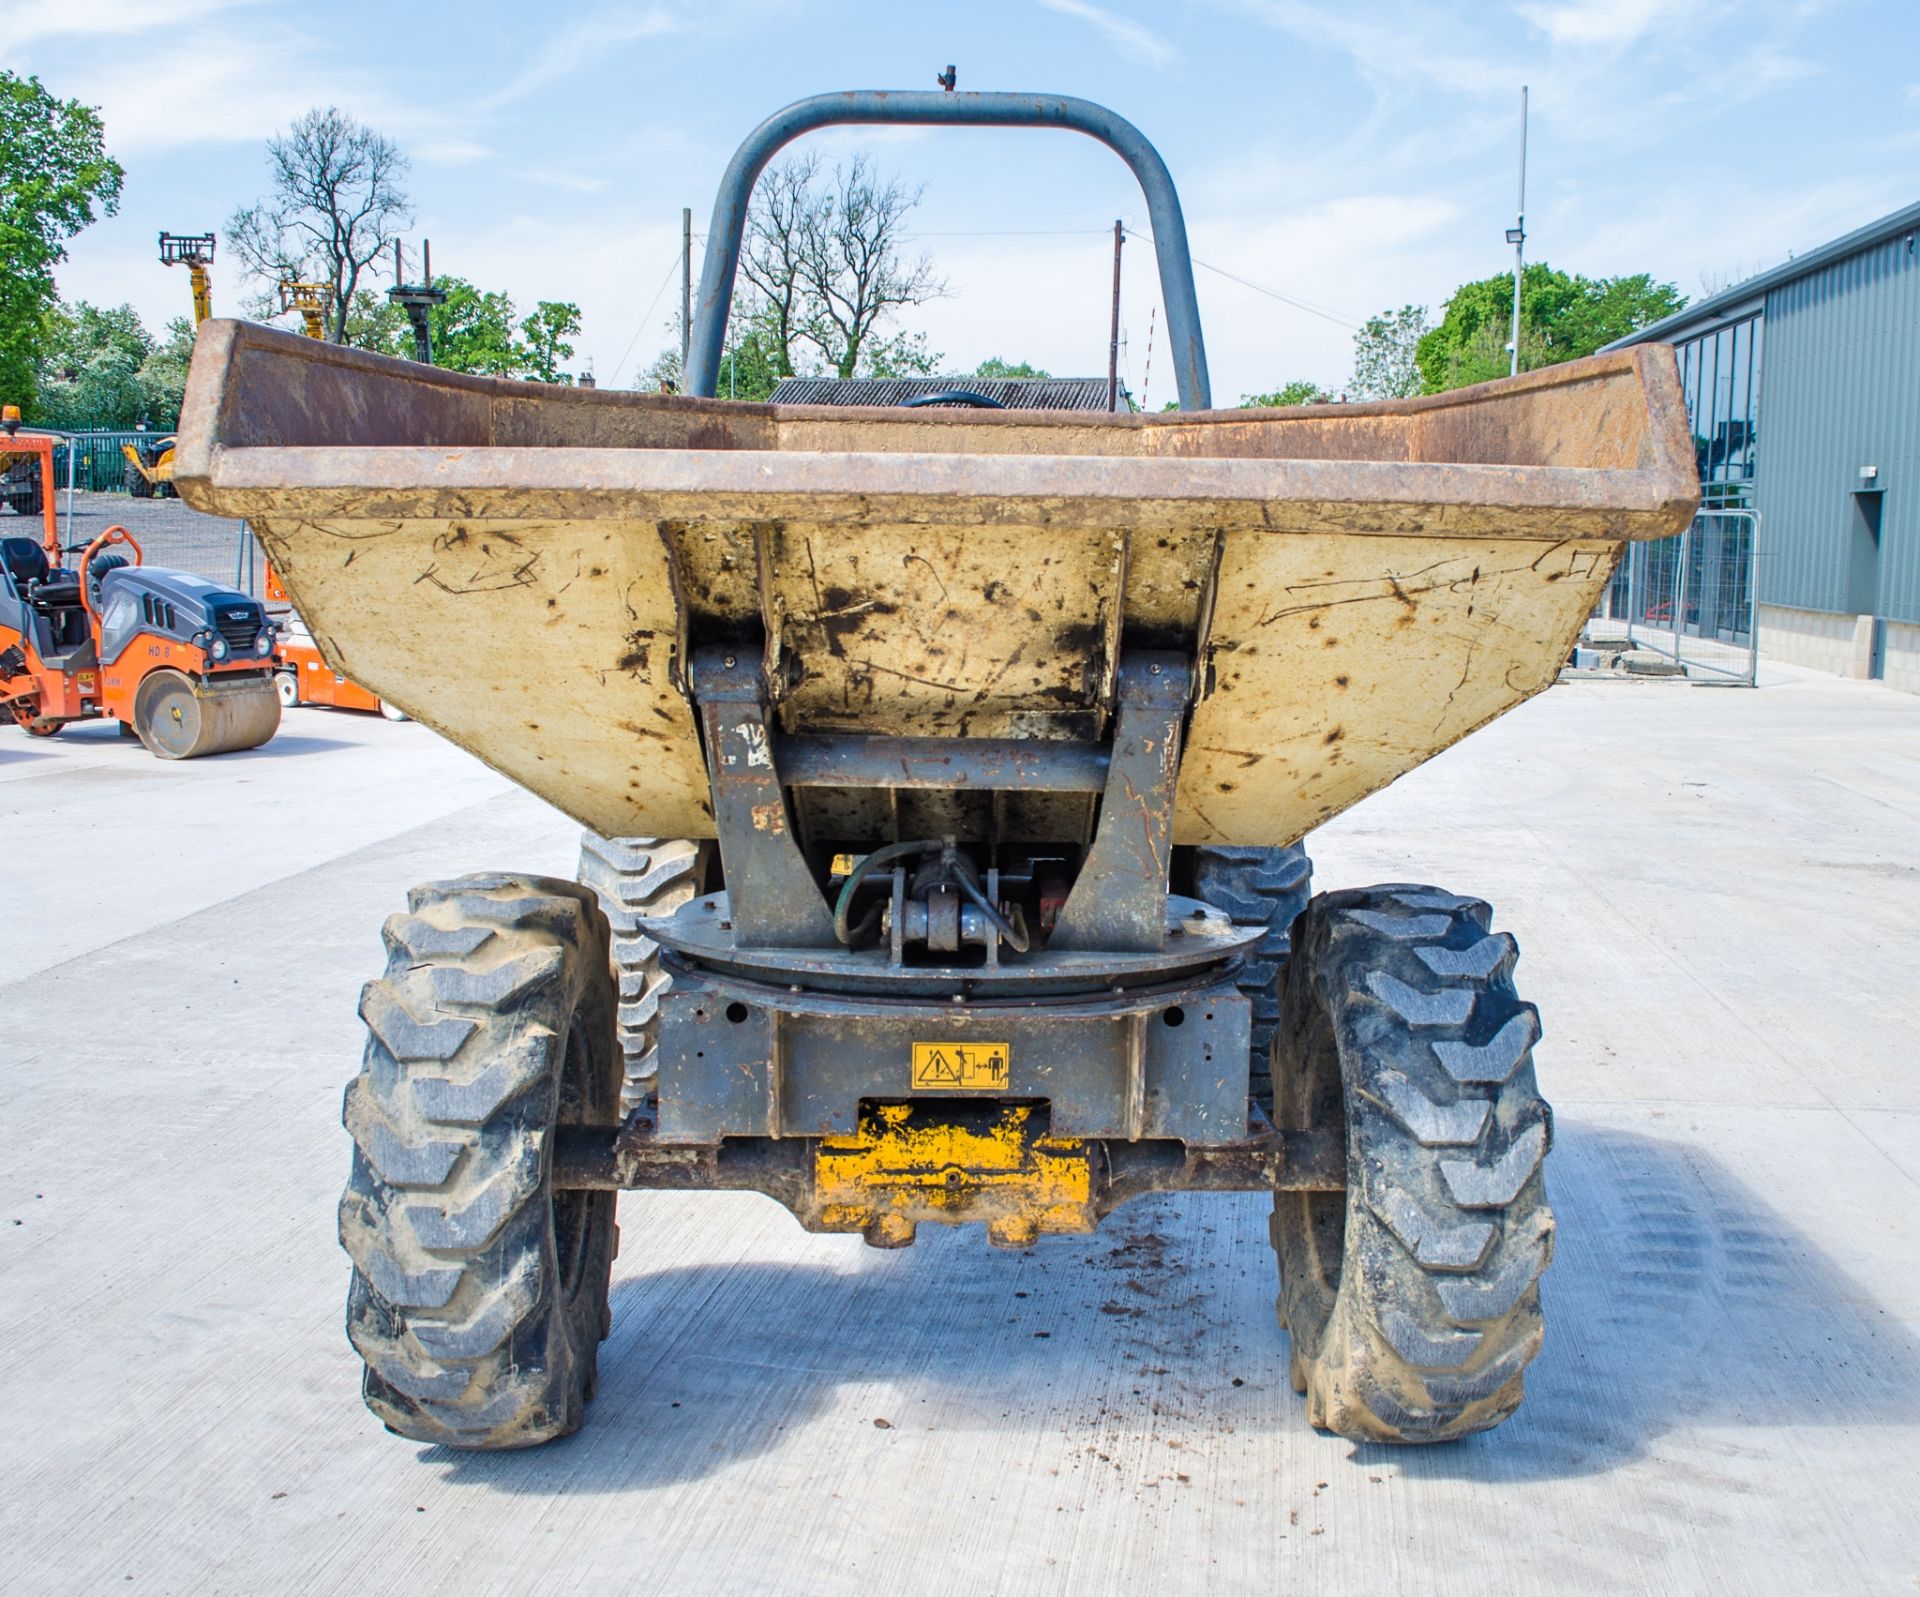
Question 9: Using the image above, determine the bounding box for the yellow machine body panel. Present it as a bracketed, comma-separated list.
[174, 320, 1697, 848]
[812, 1102, 1096, 1249]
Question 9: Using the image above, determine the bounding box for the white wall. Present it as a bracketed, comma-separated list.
[1757, 604, 1920, 693]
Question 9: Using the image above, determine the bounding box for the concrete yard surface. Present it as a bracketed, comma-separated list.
[3, 669, 1918, 1595]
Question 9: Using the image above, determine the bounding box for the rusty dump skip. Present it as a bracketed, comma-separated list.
[174, 320, 1697, 847]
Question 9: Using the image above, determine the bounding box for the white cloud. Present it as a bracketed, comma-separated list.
[889, 189, 1466, 406]
[1514, 0, 1707, 51]
[509, 167, 611, 194]
[1035, 0, 1178, 67]
[1222, 1, 1513, 95]
[482, 7, 682, 109]
[415, 138, 493, 166]
[1558, 173, 1910, 289]
[0, 0, 253, 50]
[80, 32, 385, 153]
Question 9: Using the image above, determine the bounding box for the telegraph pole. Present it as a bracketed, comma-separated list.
[1107, 220, 1124, 412]
[1506, 86, 1528, 378]
[681, 207, 693, 384]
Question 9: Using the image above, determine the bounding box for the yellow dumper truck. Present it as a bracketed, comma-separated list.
[176, 88, 1696, 1450]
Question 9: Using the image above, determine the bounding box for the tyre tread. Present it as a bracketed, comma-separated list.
[339, 873, 618, 1449]
[575, 835, 705, 1116]
[1271, 884, 1555, 1444]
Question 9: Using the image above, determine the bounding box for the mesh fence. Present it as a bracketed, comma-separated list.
[51, 433, 167, 493]
[43, 492, 269, 598]
[1587, 507, 1760, 684]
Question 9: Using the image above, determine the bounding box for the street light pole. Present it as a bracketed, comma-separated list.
[1507, 85, 1528, 378]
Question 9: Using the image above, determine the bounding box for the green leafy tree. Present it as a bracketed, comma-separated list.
[1415, 264, 1684, 391]
[642, 300, 788, 401]
[973, 357, 1051, 380]
[48, 300, 149, 369]
[346, 279, 583, 381]
[426, 278, 522, 374]
[717, 315, 790, 400]
[1349, 305, 1430, 400]
[137, 316, 195, 428]
[31, 303, 195, 431]
[860, 329, 939, 380]
[340, 289, 409, 354]
[520, 301, 581, 384]
[1556, 272, 1686, 357]
[0, 73, 124, 415]
[34, 301, 152, 429]
[1243, 379, 1331, 407]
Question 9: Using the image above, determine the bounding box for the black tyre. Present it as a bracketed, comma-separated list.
[1271, 885, 1553, 1443]
[124, 462, 155, 499]
[1188, 844, 1312, 1108]
[575, 834, 707, 1118]
[339, 874, 621, 1449]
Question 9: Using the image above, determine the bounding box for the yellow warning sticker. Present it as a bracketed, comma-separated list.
[910, 1041, 1011, 1091]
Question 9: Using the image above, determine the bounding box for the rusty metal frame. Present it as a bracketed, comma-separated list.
[1049, 653, 1189, 953]
[692, 647, 1193, 955]
[689, 645, 838, 946]
[650, 953, 1254, 1145]
[685, 90, 1211, 409]
[775, 732, 1109, 793]
[550, 1121, 1347, 1195]
[549, 1109, 1347, 1250]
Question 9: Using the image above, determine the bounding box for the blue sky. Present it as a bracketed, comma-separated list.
[8, 0, 1918, 403]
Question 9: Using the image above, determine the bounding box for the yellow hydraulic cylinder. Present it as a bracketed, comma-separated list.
[186, 263, 213, 326]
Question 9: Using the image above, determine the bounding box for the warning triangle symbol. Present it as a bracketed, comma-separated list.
[923, 1049, 962, 1084]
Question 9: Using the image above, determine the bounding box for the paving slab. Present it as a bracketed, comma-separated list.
[2, 667, 1918, 1596]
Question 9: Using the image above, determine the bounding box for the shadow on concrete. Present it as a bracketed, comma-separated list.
[434, 1120, 1920, 1493]
[226, 735, 359, 758]
[0, 725, 356, 760]
[1364, 1119, 1920, 1482]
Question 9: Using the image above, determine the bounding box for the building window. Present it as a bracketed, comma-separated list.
[1675, 311, 1762, 506]
[1604, 314, 1766, 640]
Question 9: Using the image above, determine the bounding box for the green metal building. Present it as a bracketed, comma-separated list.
[1610, 199, 1920, 689]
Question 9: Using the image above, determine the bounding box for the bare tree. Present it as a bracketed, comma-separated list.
[1698, 261, 1766, 299]
[801, 156, 946, 377]
[743, 154, 946, 380]
[740, 155, 821, 381]
[227, 108, 412, 344]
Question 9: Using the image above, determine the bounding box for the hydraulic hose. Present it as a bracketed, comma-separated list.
[832, 839, 943, 946]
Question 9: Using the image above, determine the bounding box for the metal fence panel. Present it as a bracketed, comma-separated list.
[39, 490, 269, 599]
[57, 432, 167, 493]
[1587, 508, 1761, 684]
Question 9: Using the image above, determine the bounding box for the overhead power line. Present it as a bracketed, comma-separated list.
[1122, 227, 1359, 331]
[609, 249, 688, 388]
[905, 223, 1362, 331]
